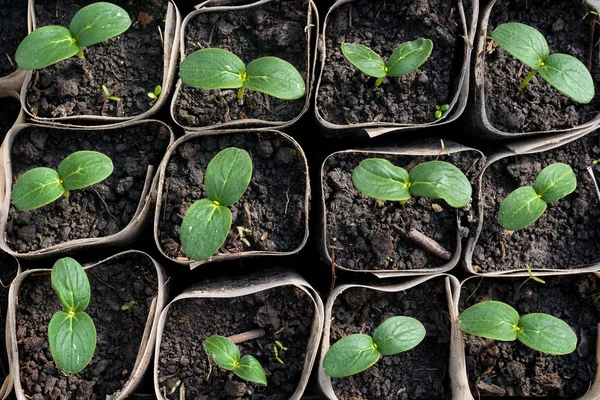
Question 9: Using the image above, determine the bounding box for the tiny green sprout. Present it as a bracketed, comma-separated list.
[169, 380, 181, 394]
[121, 300, 136, 310]
[518, 264, 545, 291]
[352, 159, 472, 208]
[435, 104, 450, 119]
[593, 159, 600, 165]
[583, 10, 599, 20]
[102, 84, 120, 102]
[180, 148, 252, 261]
[323, 316, 426, 378]
[12, 150, 114, 211]
[15, 2, 132, 70]
[386, 256, 393, 263]
[491, 22, 594, 103]
[236, 226, 252, 247]
[203, 335, 267, 385]
[498, 163, 576, 231]
[273, 345, 284, 364]
[179, 48, 305, 101]
[341, 39, 433, 87]
[459, 301, 577, 355]
[147, 85, 162, 106]
[48, 257, 96, 374]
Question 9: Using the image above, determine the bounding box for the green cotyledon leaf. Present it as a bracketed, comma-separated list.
[203, 335, 240, 371]
[245, 56, 306, 100]
[57, 151, 114, 191]
[372, 316, 426, 356]
[70, 2, 132, 48]
[517, 313, 577, 355]
[12, 167, 65, 211]
[204, 147, 252, 207]
[341, 43, 386, 78]
[351, 158, 410, 202]
[533, 163, 577, 203]
[179, 48, 245, 90]
[51, 257, 90, 313]
[491, 22, 549, 70]
[386, 38, 433, 77]
[15, 26, 79, 70]
[322, 334, 381, 378]
[539, 54, 594, 104]
[180, 199, 232, 261]
[498, 186, 547, 231]
[459, 301, 520, 341]
[234, 355, 267, 386]
[48, 310, 96, 374]
[408, 161, 472, 208]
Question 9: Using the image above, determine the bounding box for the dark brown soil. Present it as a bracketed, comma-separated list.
[472, 133, 600, 273]
[173, 0, 309, 128]
[460, 274, 599, 398]
[5, 123, 170, 253]
[0, 252, 18, 382]
[157, 285, 316, 400]
[0, 96, 21, 139]
[328, 278, 452, 399]
[317, 0, 466, 126]
[26, 0, 166, 119]
[0, 0, 28, 77]
[322, 147, 484, 270]
[158, 132, 308, 261]
[16, 252, 159, 399]
[483, 0, 600, 133]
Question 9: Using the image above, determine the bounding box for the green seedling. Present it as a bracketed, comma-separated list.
[148, 85, 162, 106]
[102, 84, 120, 102]
[583, 10, 599, 20]
[352, 159, 472, 208]
[236, 226, 252, 247]
[491, 22, 594, 103]
[180, 147, 252, 261]
[435, 104, 450, 119]
[179, 48, 305, 101]
[272, 340, 287, 364]
[592, 159, 600, 165]
[203, 335, 267, 385]
[323, 316, 426, 378]
[121, 300, 136, 310]
[341, 39, 433, 87]
[15, 2, 131, 70]
[12, 150, 114, 211]
[518, 264, 545, 291]
[169, 380, 181, 394]
[48, 257, 96, 374]
[498, 163, 576, 231]
[459, 301, 577, 355]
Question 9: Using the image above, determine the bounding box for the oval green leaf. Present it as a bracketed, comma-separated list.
[234, 355, 267, 386]
[205, 147, 252, 206]
[459, 301, 519, 341]
[12, 167, 65, 211]
[180, 199, 232, 261]
[373, 316, 426, 356]
[70, 2, 132, 48]
[15, 26, 79, 70]
[498, 186, 547, 231]
[539, 53, 595, 104]
[245, 57, 306, 100]
[322, 334, 381, 378]
[408, 161, 472, 208]
[341, 43, 386, 78]
[51, 257, 90, 313]
[203, 335, 240, 371]
[517, 313, 577, 355]
[386, 38, 433, 77]
[58, 151, 114, 191]
[179, 48, 245, 90]
[533, 163, 577, 203]
[491, 22, 548, 70]
[351, 158, 410, 202]
[48, 311, 96, 374]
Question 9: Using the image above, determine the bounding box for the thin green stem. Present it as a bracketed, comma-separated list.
[374, 76, 385, 87]
[63, 190, 70, 200]
[237, 86, 246, 100]
[520, 69, 538, 89]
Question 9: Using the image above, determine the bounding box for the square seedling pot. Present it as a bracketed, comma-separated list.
[0, 252, 19, 400]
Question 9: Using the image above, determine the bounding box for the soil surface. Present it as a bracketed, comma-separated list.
[472, 133, 600, 272]
[5, 123, 170, 253]
[26, 0, 166, 119]
[460, 274, 599, 398]
[317, 0, 466, 126]
[157, 285, 316, 400]
[0, 253, 18, 382]
[173, 0, 309, 128]
[16, 252, 159, 399]
[323, 147, 483, 271]
[158, 132, 307, 261]
[328, 278, 452, 399]
[483, 0, 600, 133]
[0, 97, 21, 140]
[0, 0, 28, 77]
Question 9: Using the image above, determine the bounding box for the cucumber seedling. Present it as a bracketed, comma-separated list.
[323, 316, 426, 378]
[459, 301, 577, 355]
[341, 38, 433, 87]
[491, 22, 594, 103]
[102, 84, 120, 102]
[147, 85, 162, 106]
[203, 335, 267, 385]
[12, 150, 114, 211]
[180, 147, 252, 261]
[16, 2, 132, 70]
[179, 48, 305, 101]
[498, 163, 576, 231]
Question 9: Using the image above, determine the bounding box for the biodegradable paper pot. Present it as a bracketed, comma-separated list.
[453, 271, 600, 399]
[7, 250, 168, 400]
[0, 120, 174, 259]
[318, 274, 466, 399]
[0, 89, 26, 207]
[153, 268, 324, 400]
[463, 127, 600, 275]
[469, 0, 600, 140]
[154, 129, 310, 269]
[319, 140, 484, 277]
[0, 0, 28, 92]
[170, 0, 318, 131]
[0, 252, 20, 400]
[19, 0, 181, 126]
[314, 0, 478, 139]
